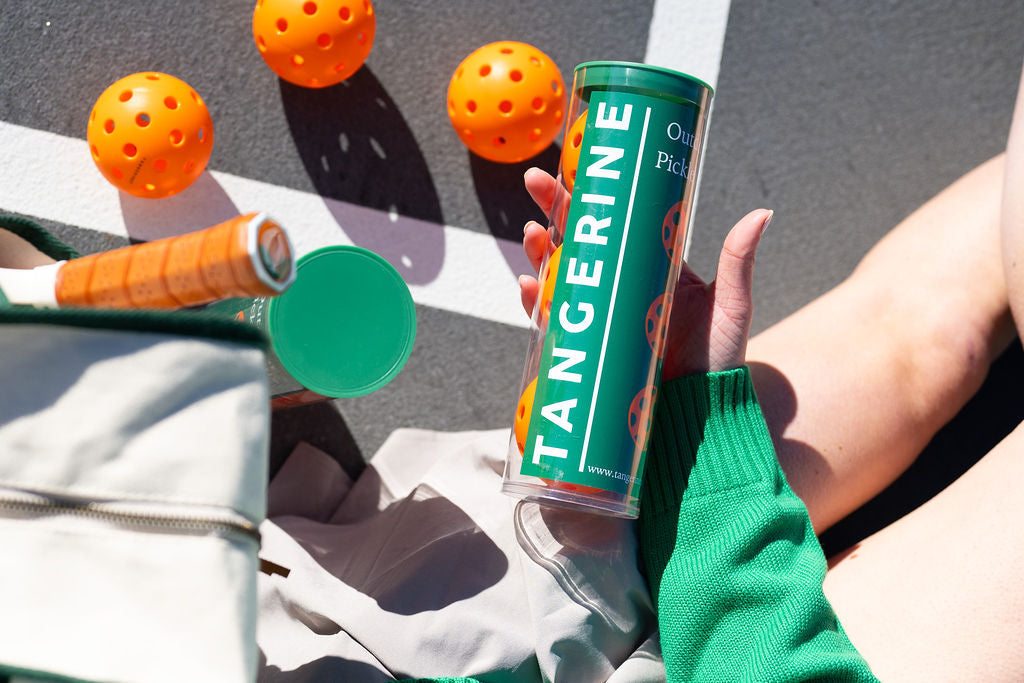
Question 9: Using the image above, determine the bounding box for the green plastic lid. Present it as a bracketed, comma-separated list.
[267, 245, 416, 398]
[574, 61, 714, 105]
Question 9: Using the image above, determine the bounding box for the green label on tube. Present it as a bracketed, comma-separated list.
[521, 89, 700, 494]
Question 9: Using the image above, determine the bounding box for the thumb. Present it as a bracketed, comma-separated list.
[714, 208, 772, 316]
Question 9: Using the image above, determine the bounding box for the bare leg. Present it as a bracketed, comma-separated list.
[823, 419, 1024, 680]
[748, 153, 1015, 532]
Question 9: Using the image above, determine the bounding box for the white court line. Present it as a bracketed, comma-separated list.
[0, 120, 533, 329]
[644, 0, 732, 90]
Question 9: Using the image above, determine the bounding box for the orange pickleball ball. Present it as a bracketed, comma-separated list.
[538, 245, 561, 324]
[514, 377, 538, 454]
[447, 41, 567, 163]
[253, 0, 376, 88]
[560, 110, 587, 193]
[87, 72, 213, 199]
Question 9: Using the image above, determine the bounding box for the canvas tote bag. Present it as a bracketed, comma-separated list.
[0, 216, 269, 683]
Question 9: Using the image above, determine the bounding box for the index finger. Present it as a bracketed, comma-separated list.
[524, 167, 569, 219]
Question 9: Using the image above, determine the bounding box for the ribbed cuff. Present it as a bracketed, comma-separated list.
[642, 367, 779, 514]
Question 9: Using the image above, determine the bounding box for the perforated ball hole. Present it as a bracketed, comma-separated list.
[317, 33, 332, 48]
[466, 100, 477, 113]
[529, 128, 542, 141]
[184, 160, 196, 173]
[103, 119, 115, 134]
[357, 32, 366, 44]
[164, 96, 178, 110]
[257, 35, 267, 52]
[500, 47, 513, 54]
[339, 6, 351, 20]
[144, 183, 156, 192]
[531, 97, 545, 113]
[112, 168, 124, 180]
[572, 131, 583, 148]
[292, 54, 305, 66]
[197, 128, 206, 142]
[191, 91, 203, 106]
[303, 1, 317, 15]
[509, 69, 522, 82]
[123, 143, 137, 158]
[498, 100, 513, 114]
[169, 129, 184, 145]
[493, 136, 506, 146]
[90, 145, 100, 160]
[146, 74, 160, 81]
[276, 18, 288, 32]
[118, 90, 133, 102]
[462, 129, 474, 141]
[333, 62, 347, 73]
[363, 0, 372, 13]
[479, 64, 491, 77]
[135, 113, 150, 127]
[530, 55, 541, 67]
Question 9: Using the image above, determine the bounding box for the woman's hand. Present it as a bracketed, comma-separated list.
[519, 167, 771, 380]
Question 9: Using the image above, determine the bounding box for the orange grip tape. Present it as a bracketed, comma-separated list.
[55, 213, 280, 309]
[126, 239, 176, 307]
[53, 256, 97, 307]
[82, 249, 134, 308]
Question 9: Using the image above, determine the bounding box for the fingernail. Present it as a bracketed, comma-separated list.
[524, 219, 541, 234]
[518, 274, 530, 287]
[524, 167, 541, 179]
[760, 210, 774, 235]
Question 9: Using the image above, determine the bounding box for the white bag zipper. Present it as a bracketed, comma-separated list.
[0, 487, 261, 543]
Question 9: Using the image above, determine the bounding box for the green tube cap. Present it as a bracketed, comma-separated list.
[575, 61, 714, 105]
[268, 245, 416, 398]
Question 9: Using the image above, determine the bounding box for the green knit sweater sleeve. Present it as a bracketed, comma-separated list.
[639, 367, 878, 682]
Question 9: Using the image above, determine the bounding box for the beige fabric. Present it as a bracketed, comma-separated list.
[258, 429, 665, 682]
[0, 324, 269, 683]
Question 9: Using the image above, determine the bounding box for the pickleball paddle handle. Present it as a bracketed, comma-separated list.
[54, 212, 295, 309]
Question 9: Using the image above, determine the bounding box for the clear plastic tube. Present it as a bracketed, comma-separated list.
[502, 61, 714, 518]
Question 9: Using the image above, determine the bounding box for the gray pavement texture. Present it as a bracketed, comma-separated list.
[2, 0, 1024, 553]
[693, 1, 1024, 330]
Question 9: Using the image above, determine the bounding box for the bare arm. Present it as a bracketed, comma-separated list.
[1002, 63, 1024, 335]
[748, 152, 1014, 532]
